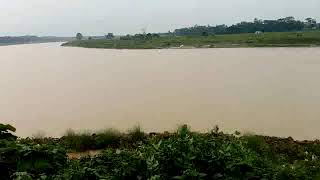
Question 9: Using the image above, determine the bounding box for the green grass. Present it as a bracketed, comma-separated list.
[62, 31, 320, 49]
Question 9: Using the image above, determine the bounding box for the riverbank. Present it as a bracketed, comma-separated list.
[2, 124, 320, 179]
[61, 31, 320, 49]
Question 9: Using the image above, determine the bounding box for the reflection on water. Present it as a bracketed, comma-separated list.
[1, 43, 320, 139]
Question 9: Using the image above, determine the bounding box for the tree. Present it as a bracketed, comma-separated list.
[305, 18, 317, 29]
[106, 33, 114, 39]
[254, 18, 263, 24]
[146, 33, 152, 39]
[120, 34, 132, 40]
[282, 16, 295, 22]
[152, 33, 160, 38]
[201, 31, 209, 36]
[76, 33, 83, 40]
[173, 17, 307, 36]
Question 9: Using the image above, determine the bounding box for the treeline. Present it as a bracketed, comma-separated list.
[0, 36, 72, 45]
[0, 36, 39, 44]
[174, 17, 319, 36]
[120, 33, 160, 40]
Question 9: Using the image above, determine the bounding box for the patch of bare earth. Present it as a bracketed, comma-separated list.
[67, 150, 102, 160]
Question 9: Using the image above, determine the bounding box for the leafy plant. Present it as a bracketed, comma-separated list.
[2, 123, 320, 179]
[0, 124, 17, 141]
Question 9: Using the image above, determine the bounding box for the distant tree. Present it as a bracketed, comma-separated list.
[152, 33, 160, 38]
[282, 16, 295, 22]
[134, 34, 144, 40]
[202, 31, 209, 36]
[254, 18, 263, 24]
[146, 33, 152, 39]
[120, 34, 132, 40]
[173, 16, 306, 36]
[305, 18, 317, 29]
[88, 37, 92, 40]
[105, 33, 114, 39]
[76, 33, 83, 40]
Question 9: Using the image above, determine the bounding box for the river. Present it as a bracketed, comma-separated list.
[1, 43, 320, 139]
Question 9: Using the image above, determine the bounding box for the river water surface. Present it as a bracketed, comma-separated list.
[1, 43, 320, 139]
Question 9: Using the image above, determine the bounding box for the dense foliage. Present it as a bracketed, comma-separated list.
[0, 124, 67, 179]
[1, 124, 320, 179]
[76, 33, 83, 40]
[174, 17, 319, 36]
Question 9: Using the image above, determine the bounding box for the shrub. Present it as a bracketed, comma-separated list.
[16, 144, 67, 177]
[95, 128, 121, 149]
[127, 125, 145, 143]
[62, 129, 95, 151]
[242, 134, 273, 157]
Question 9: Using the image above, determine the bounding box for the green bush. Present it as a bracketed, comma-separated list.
[61, 129, 95, 151]
[95, 128, 121, 149]
[17, 144, 67, 176]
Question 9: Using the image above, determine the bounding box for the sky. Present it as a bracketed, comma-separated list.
[0, 0, 319, 36]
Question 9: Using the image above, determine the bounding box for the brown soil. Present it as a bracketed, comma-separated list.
[67, 150, 102, 160]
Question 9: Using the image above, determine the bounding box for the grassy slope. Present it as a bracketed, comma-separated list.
[62, 31, 320, 49]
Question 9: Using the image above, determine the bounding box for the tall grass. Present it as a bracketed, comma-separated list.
[127, 125, 145, 143]
[95, 128, 121, 149]
[61, 125, 147, 151]
[62, 129, 94, 151]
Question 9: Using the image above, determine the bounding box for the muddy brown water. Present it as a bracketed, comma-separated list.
[1, 43, 320, 140]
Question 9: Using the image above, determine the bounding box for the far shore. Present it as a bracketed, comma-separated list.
[62, 31, 320, 49]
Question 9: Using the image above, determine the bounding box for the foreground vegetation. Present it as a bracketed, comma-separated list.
[62, 31, 320, 49]
[1, 124, 320, 179]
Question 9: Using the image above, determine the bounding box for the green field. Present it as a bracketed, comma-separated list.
[62, 31, 320, 49]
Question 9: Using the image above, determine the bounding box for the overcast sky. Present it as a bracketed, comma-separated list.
[1, 0, 319, 36]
